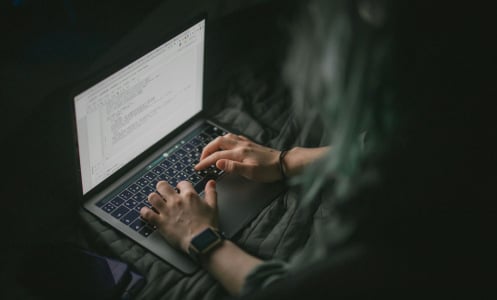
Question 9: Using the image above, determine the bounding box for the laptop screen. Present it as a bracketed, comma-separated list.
[74, 19, 205, 195]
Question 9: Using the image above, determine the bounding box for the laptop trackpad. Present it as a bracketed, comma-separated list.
[215, 174, 285, 238]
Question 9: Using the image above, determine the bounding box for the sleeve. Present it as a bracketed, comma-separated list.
[240, 260, 289, 296]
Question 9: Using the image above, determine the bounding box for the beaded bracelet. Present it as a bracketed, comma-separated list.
[279, 149, 289, 180]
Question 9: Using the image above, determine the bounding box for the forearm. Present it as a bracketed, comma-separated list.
[202, 240, 263, 296]
[282, 146, 330, 177]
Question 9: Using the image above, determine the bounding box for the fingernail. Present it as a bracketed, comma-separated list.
[217, 160, 225, 170]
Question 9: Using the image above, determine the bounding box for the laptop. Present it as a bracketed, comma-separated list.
[71, 16, 285, 274]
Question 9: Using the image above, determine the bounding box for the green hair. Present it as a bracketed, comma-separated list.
[284, 0, 398, 205]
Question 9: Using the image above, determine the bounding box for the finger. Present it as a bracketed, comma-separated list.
[216, 159, 252, 178]
[154, 190, 165, 200]
[195, 150, 240, 170]
[156, 180, 177, 198]
[199, 137, 223, 161]
[148, 192, 166, 210]
[199, 135, 239, 160]
[237, 135, 251, 141]
[140, 206, 161, 224]
[204, 180, 218, 209]
[176, 180, 195, 196]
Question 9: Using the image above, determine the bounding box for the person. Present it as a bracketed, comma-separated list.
[141, 135, 330, 295]
[140, 0, 385, 295]
[141, 0, 495, 296]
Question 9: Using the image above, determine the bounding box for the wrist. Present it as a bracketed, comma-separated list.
[281, 147, 330, 178]
[278, 149, 290, 180]
[279, 147, 300, 178]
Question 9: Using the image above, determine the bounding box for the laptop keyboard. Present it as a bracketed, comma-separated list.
[95, 123, 227, 237]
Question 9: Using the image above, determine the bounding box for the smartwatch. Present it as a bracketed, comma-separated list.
[188, 227, 225, 263]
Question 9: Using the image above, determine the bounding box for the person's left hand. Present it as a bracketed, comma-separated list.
[140, 180, 218, 253]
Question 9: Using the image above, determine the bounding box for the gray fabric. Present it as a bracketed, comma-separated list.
[240, 260, 288, 296]
[78, 71, 326, 300]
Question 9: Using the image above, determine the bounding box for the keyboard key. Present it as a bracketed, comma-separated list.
[185, 165, 197, 175]
[168, 154, 179, 163]
[194, 178, 211, 193]
[180, 156, 194, 165]
[151, 165, 165, 175]
[130, 218, 147, 231]
[159, 160, 172, 169]
[172, 162, 186, 172]
[139, 225, 155, 237]
[120, 210, 140, 225]
[127, 183, 141, 194]
[193, 145, 203, 153]
[189, 137, 201, 146]
[200, 165, 218, 176]
[207, 126, 227, 137]
[111, 206, 129, 219]
[134, 201, 148, 212]
[136, 177, 149, 187]
[168, 177, 179, 187]
[212, 167, 223, 176]
[176, 171, 188, 181]
[175, 149, 187, 157]
[110, 196, 126, 207]
[118, 190, 133, 200]
[183, 142, 194, 152]
[204, 125, 219, 135]
[205, 134, 219, 140]
[147, 180, 159, 189]
[188, 174, 202, 185]
[157, 173, 170, 181]
[199, 133, 211, 142]
[191, 150, 201, 160]
[165, 168, 178, 177]
[124, 199, 138, 209]
[143, 172, 157, 181]
[131, 192, 147, 202]
[141, 186, 154, 195]
[102, 203, 116, 213]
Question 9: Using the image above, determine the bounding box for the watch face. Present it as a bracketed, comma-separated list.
[191, 228, 220, 252]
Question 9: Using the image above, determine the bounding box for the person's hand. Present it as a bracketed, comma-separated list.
[195, 133, 282, 182]
[140, 180, 218, 253]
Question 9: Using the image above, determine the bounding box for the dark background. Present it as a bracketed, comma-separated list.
[1, 0, 497, 298]
[0, 0, 279, 139]
[0, 0, 298, 297]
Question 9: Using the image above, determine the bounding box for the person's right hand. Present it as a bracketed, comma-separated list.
[194, 134, 282, 182]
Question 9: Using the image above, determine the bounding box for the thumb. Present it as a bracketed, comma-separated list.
[204, 180, 217, 209]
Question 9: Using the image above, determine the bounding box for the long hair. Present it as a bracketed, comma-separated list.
[285, 0, 497, 281]
[285, 0, 397, 205]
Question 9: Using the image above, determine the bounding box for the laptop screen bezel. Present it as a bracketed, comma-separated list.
[70, 14, 208, 201]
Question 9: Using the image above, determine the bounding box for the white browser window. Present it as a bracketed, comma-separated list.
[75, 20, 204, 194]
